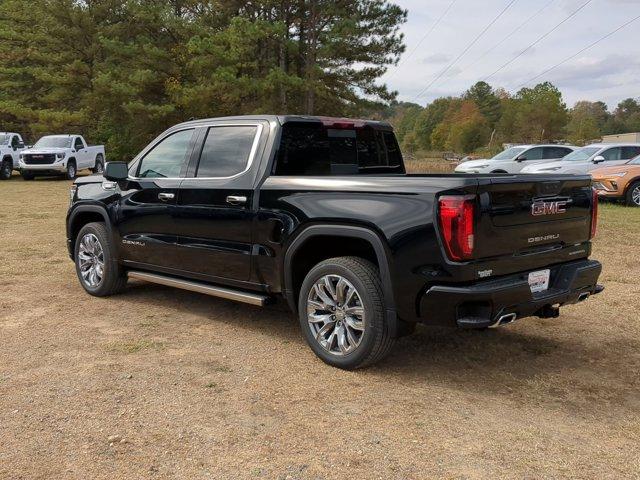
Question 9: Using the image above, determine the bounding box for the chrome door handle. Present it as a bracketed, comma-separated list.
[158, 192, 175, 201]
[226, 195, 247, 205]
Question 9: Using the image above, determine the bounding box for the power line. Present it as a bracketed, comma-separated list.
[387, 0, 457, 81]
[517, 13, 640, 89]
[465, 0, 555, 72]
[415, 0, 519, 100]
[483, 0, 593, 82]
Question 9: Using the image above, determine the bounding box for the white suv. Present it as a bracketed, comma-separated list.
[521, 143, 640, 175]
[455, 144, 575, 174]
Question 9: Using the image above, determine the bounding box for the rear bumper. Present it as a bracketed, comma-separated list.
[419, 259, 603, 328]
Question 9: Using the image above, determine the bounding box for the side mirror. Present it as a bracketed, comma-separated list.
[516, 155, 526, 162]
[104, 162, 128, 181]
[593, 155, 605, 163]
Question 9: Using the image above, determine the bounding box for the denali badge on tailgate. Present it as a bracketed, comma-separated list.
[531, 200, 568, 216]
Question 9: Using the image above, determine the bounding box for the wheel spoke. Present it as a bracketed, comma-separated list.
[323, 276, 337, 302]
[336, 278, 348, 304]
[336, 324, 350, 354]
[314, 283, 335, 308]
[345, 315, 365, 331]
[345, 324, 360, 348]
[345, 305, 364, 318]
[308, 313, 333, 325]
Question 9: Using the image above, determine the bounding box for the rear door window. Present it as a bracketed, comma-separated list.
[621, 146, 640, 159]
[196, 125, 258, 178]
[544, 147, 572, 159]
[520, 147, 544, 160]
[274, 123, 404, 175]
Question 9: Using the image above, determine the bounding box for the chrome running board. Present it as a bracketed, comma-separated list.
[128, 270, 269, 306]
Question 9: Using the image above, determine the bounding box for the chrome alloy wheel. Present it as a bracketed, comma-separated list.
[633, 185, 640, 206]
[78, 233, 104, 287]
[307, 275, 365, 356]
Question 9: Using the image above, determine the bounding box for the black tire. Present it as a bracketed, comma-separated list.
[21, 171, 34, 180]
[0, 158, 11, 180]
[625, 180, 640, 207]
[66, 160, 77, 180]
[92, 154, 104, 174]
[298, 256, 395, 370]
[74, 222, 127, 297]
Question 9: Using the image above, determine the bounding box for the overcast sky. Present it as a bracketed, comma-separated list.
[384, 0, 640, 109]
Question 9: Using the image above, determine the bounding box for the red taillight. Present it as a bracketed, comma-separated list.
[438, 195, 476, 261]
[590, 187, 598, 239]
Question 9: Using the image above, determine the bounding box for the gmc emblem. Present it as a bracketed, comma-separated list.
[531, 200, 568, 216]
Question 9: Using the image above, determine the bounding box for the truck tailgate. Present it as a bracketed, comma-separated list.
[474, 175, 593, 259]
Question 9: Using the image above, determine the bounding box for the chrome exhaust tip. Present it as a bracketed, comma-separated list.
[578, 292, 590, 302]
[489, 312, 517, 328]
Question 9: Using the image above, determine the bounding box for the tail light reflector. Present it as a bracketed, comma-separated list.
[590, 187, 598, 238]
[438, 195, 476, 261]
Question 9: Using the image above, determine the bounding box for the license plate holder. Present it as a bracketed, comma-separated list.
[528, 269, 550, 293]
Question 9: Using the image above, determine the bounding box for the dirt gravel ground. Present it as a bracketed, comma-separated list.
[1, 174, 639, 479]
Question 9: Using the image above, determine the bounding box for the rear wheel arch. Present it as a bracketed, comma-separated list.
[283, 225, 396, 316]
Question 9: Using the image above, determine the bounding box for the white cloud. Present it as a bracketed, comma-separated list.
[385, 0, 640, 108]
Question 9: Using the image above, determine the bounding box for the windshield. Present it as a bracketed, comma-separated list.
[0, 135, 9, 145]
[629, 155, 640, 165]
[491, 147, 526, 161]
[34, 137, 72, 149]
[563, 147, 600, 161]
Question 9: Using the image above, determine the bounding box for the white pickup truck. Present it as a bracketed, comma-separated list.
[19, 135, 105, 180]
[0, 132, 27, 180]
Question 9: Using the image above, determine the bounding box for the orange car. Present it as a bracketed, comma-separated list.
[591, 156, 640, 206]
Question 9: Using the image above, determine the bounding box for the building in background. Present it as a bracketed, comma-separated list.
[602, 132, 640, 143]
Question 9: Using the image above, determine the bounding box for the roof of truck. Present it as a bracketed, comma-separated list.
[177, 115, 393, 130]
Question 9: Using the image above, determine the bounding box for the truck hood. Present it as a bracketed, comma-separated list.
[21, 148, 68, 155]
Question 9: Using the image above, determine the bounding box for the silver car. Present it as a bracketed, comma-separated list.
[521, 143, 640, 175]
[455, 144, 575, 174]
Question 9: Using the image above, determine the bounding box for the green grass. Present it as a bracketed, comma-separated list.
[104, 339, 165, 354]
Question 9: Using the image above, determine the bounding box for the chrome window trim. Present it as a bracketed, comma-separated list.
[128, 123, 264, 181]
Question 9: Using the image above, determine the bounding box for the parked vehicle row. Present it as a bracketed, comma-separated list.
[66, 115, 603, 369]
[0, 133, 105, 180]
[456, 142, 640, 207]
[454, 144, 576, 174]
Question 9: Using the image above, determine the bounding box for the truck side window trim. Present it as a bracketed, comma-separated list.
[192, 124, 263, 180]
[128, 124, 263, 181]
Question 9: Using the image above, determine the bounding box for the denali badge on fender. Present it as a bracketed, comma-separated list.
[531, 200, 568, 216]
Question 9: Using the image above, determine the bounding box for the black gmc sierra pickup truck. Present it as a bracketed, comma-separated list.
[66, 115, 603, 369]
